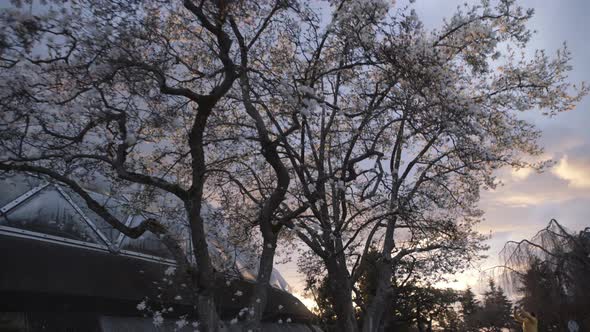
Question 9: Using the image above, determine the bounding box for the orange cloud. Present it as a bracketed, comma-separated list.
[510, 167, 533, 181]
[494, 194, 545, 207]
[552, 156, 590, 188]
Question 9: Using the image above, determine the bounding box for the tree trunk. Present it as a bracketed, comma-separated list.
[326, 257, 358, 332]
[187, 199, 221, 332]
[197, 293, 221, 332]
[362, 214, 397, 332]
[361, 257, 393, 332]
[245, 236, 277, 331]
[417, 308, 425, 332]
[235, 39, 292, 330]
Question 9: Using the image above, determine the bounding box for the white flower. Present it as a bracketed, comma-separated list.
[174, 295, 182, 300]
[239, 307, 250, 317]
[286, 318, 292, 323]
[278, 319, 283, 324]
[226, 280, 231, 286]
[234, 290, 243, 297]
[164, 266, 176, 276]
[136, 300, 146, 311]
[124, 134, 136, 145]
[153, 311, 164, 327]
[278, 304, 284, 310]
[299, 85, 315, 96]
[173, 117, 184, 127]
[230, 317, 238, 325]
[176, 318, 188, 329]
[256, 298, 261, 303]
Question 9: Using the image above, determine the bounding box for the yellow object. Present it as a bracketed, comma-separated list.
[514, 309, 538, 332]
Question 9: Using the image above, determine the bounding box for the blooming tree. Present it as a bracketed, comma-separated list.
[0, 1, 298, 330]
[240, 0, 585, 331]
[0, 0, 586, 331]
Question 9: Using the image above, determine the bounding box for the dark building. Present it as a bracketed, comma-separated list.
[0, 175, 319, 331]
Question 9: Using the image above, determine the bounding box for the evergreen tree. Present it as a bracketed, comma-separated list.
[518, 259, 563, 331]
[460, 287, 482, 331]
[460, 287, 479, 317]
[480, 279, 513, 332]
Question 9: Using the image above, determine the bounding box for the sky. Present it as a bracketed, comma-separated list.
[411, 0, 590, 293]
[282, 0, 590, 305]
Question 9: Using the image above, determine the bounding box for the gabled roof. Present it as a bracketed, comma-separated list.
[0, 174, 291, 291]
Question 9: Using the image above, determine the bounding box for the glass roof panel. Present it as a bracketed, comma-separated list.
[0, 186, 103, 244]
[56, 186, 132, 243]
[0, 174, 42, 208]
[0, 176, 291, 290]
[119, 215, 173, 259]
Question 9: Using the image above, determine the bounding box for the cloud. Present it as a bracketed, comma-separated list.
[484, 180, 588, 208]
[510, 167, 533, 181]
[494, 194, 545, 208]
[552, 155, 590, 188]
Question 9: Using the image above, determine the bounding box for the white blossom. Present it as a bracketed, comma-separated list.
[153, 311, 164, 327]
[136, 300, 146, 311]
[300, 107, 311, 117]
[175, 317, 188, 329]
[124, 134, 137, 145]
[164, 266, 176, 276]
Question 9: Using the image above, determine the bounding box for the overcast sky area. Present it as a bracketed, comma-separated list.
[280, 0, 590, 302]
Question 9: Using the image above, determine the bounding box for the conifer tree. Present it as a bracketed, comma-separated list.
[481, 279, 513, 332]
